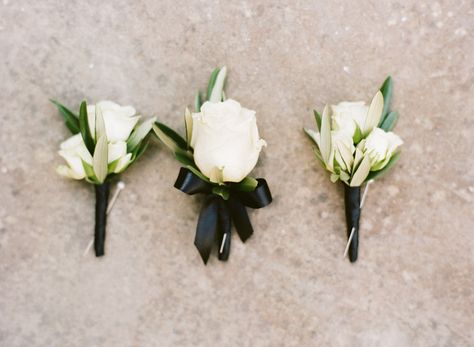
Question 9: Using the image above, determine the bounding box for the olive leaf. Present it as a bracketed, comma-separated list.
[313, 109, 322, 132]
[304, 128, 320, 148]
[350, 155, 371, 187]
[363, 91, 384, 136]
[194, 92, 202, 112]
[206, 68, 220, 101]
[50, 99, 80, 134]
[234, 176, 258, 192]
[152, 122, 187, 152]
[212, 186, 230, 200]
[209, 66, 227, 102]
[127, 116, 157, 152]
[184, 108, 193, 148]
[379, 76, 393, 124]
[78, 101, 95, 155]
[186, 165, 211, 183]
[320, 104, 332, 169]
[380, 111, 398, 132]
[93, 135, 108, 183]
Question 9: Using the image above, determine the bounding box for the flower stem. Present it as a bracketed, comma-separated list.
[94, 182, 110, 257]
[344, 185, 361, 263]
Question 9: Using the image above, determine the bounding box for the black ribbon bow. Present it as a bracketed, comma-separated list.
[174, 167, 272, 264]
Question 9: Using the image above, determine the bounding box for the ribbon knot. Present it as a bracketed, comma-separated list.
[174, 167, 272, 264]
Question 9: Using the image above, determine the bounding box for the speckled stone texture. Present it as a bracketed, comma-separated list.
[1, 1, 473, 346]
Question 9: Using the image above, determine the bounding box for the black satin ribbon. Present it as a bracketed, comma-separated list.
[174, 167, 272, 264]
[344, 185, 360, 263]
[94, 182, 110, 257]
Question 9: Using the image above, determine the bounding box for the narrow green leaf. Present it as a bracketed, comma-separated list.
[194, 92, 202, 112]
[93, 135, 108, 183]
[50, 99, 80, 134]
[350, 155, 371, 187]
[209, 66, 227, 102]
[175, 151, 195, 166]
[304, 128, 320, 148]
[152, 122, 187, 150]
[206, 68, 220, 101]
[81, 159, 96, 180]
[353, 124, 363, 144]
[366, 151, 401, 181]
[133, 141, 149, 161]
[380, 111, 399, 132]
[184, 108, 193, 148]
[127, 116, 156, 152]
[379, 76, 393, 124]
[320, 104, 332, 168]
[313, 109, 322, 132]
[363, 91, 384, 135]
[234, 176, 258, 192]
[79, 101, 95, 154]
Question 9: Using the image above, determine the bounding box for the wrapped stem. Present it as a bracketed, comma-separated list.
[94, 182, 110, 257]
[344, 185, 360, 263]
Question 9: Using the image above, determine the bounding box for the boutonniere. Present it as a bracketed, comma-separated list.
[305, 77, 403, 262]
[153, 67, 272, 264]
[53, 100, 155, 256]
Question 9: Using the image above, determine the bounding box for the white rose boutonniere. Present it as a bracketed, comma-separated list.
[153, 67, 272, 264]
[52, 99, 155, 256]
[304, 77, 403, 262]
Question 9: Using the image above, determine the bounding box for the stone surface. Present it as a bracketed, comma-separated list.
[1, 1, 473, 346]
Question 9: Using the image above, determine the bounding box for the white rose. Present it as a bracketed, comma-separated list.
[57, 134, 132, 180]
[364, 128, 403, 170]
[87, 101, 140, 142]
[191, 99, 266, 183]
[331, 101, 368, 137]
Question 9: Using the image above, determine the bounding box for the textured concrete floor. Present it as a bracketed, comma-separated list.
[1, 1, 473, 346]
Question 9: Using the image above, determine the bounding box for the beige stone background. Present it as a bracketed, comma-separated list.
[1, 0, 473, 346]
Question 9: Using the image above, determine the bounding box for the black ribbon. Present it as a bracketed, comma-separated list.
[94, 182, 110, 257]
[344, 185, 360, 263]
[174, 167, 272, 264]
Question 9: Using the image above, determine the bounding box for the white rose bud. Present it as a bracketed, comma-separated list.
[191, 99, 266, 183]
[331, 101, 368, 137]
[364, 128, 403, 170]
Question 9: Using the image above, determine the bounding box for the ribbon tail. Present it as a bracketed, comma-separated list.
[94, 182, 110, 257]
[217, 199, 232, 261]
[194, 196, 220, 264]
[227, 197, 254, 242]
[344, 184, 361, 263]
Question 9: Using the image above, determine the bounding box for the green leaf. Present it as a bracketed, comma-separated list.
[304, 128, 320, 148]
[234, 176, 258, 192]
[186, 165, 211, 183]
[350, 155, 371, 187]
[320, 104, 332, 168]
[107, 158, 121, 174]
[194, 92, 202, 112]
[50, 99, 80, 134]
[175, 151, 195, 166]
[184, 108, 193, 148]
[133, 140, 149, 161]
[380, 111, 399, 132]
[152, 122, 187, 150]
[366, 151, 401, 181]
[313, 109, 322, 132]
[363, 91, 384, 136]
[93, 135, 108, 183]
[379, 76, 393, 124]
[81, 159, 96, 180]
[206, 68, 220, 101]
[78, 101, 95, 154]
[209, 66, 227, 102]
[353, 124, 363, 144]
[212, 186, 230, 200]
[127, 116, 156, 152]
